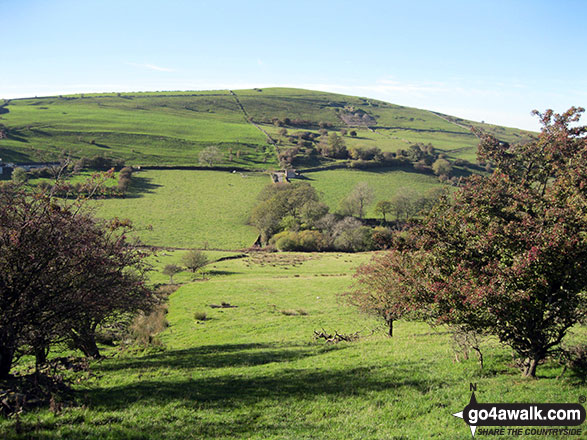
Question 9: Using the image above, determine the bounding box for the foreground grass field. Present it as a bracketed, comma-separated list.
[2, 252, 585, 439]
[91, 168, 443, 249]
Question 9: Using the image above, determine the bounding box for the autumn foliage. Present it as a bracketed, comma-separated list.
[349, 108, 587, 377]
[0, 186, 154, 379]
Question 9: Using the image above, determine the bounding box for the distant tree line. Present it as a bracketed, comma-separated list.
[276, 126, 458, 183]
[7, 156, 135, 198]
[249, 181, 444, 252]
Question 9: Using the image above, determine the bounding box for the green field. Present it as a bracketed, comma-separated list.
[0, 88, 534, 167]
[91, 170, 270, 250]
[3, 252, 584, 439]
[90, 168, 442, 249]
[2, 88, 574, 440]
[306, 168, 441, 217]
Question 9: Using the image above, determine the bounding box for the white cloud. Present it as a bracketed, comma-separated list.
[127, 63, 175, 72]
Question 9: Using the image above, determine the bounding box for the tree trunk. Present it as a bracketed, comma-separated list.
[0, 344, 15, 379]
[71, 323, 101, 359]
[35, 344, 50, 368]
[387, 318, 394, 337]
[522, 357, 538, 378]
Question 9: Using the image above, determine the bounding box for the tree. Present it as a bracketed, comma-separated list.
[339, 182, 374, 218]
[353, 108, 587, 377]
[11, 167, 27, 184]
[389, 194, 409, 221]
[199, 146, 223, 166]
[249, 182, 325, 244]
[318, 132, 347, 158]
[348, 251, 421, 336]
[0, 188, 153, 377]
[374, 200, 393, 222]
[332, 217, 372, 251]
[432, 158, 452, 177]
[182, 250, 209, 275]
[163, 264, 183, 284]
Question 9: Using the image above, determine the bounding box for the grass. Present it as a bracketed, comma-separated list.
[305, 167, 442, 217]
[88, 168, 443, 249]
[90, 169, 270, 250]
[0, 92, 274, 167]
[0, 88, 533, 167]
[2, 251, 585, 439]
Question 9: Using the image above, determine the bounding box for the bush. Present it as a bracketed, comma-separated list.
[297, 230, 327, 251]
[11, 167, 28, 184]
[272, 230, 328, 251]
[193, 311, 207, 321]
[563, 344, 587, 380]
[371, 227, 394, 249]
[274, 231, 299, 251]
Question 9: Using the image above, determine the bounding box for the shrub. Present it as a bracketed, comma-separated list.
[275, 231, 299, 251]
[563, 344, 587, 380]
[193, 311, 207, 321]
[11, 167, 28, 184]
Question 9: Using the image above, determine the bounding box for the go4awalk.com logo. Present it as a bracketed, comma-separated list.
[452, 384, 586, 437]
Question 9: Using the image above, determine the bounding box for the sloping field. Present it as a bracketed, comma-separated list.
[3, 252, 584, 439]
[0, 91, 273, 166]
[91, 168, 441, 249]
[92, 169, 269, 249]
[0, 88, 534, 166]
[306, 168, 441, 217]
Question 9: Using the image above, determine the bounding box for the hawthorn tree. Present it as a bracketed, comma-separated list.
[0, 188, 153, 377]
[163, 264, 183, 284]
[199, 146, 223, 166]
[348, 250, 426, 336]
[352, 108, 587, 377]
[182, 250, 209, 275]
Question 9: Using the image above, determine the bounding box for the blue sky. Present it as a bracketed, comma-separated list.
[2, 0, 585, 130]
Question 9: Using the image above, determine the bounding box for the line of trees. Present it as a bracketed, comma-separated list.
[347, 108, 587, 378]
[276, 127, 458, 182]
[249, 181, 443, 252]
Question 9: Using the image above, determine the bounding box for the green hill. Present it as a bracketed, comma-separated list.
[0, 88, 534, 167]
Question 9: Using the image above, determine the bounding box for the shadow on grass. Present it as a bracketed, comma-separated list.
[98, 343, 338, 372]
[206, 269, 242, 277]
[124, 175, 162, 198]
[87, 343, 435, 411]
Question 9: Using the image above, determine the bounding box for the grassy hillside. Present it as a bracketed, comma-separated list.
[306, 168, 441, 217]
[90, 168, 441, 249]
[91, 169, 269, 250]
[3, 252, 584, 439]
[0, 88, 534, 167]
